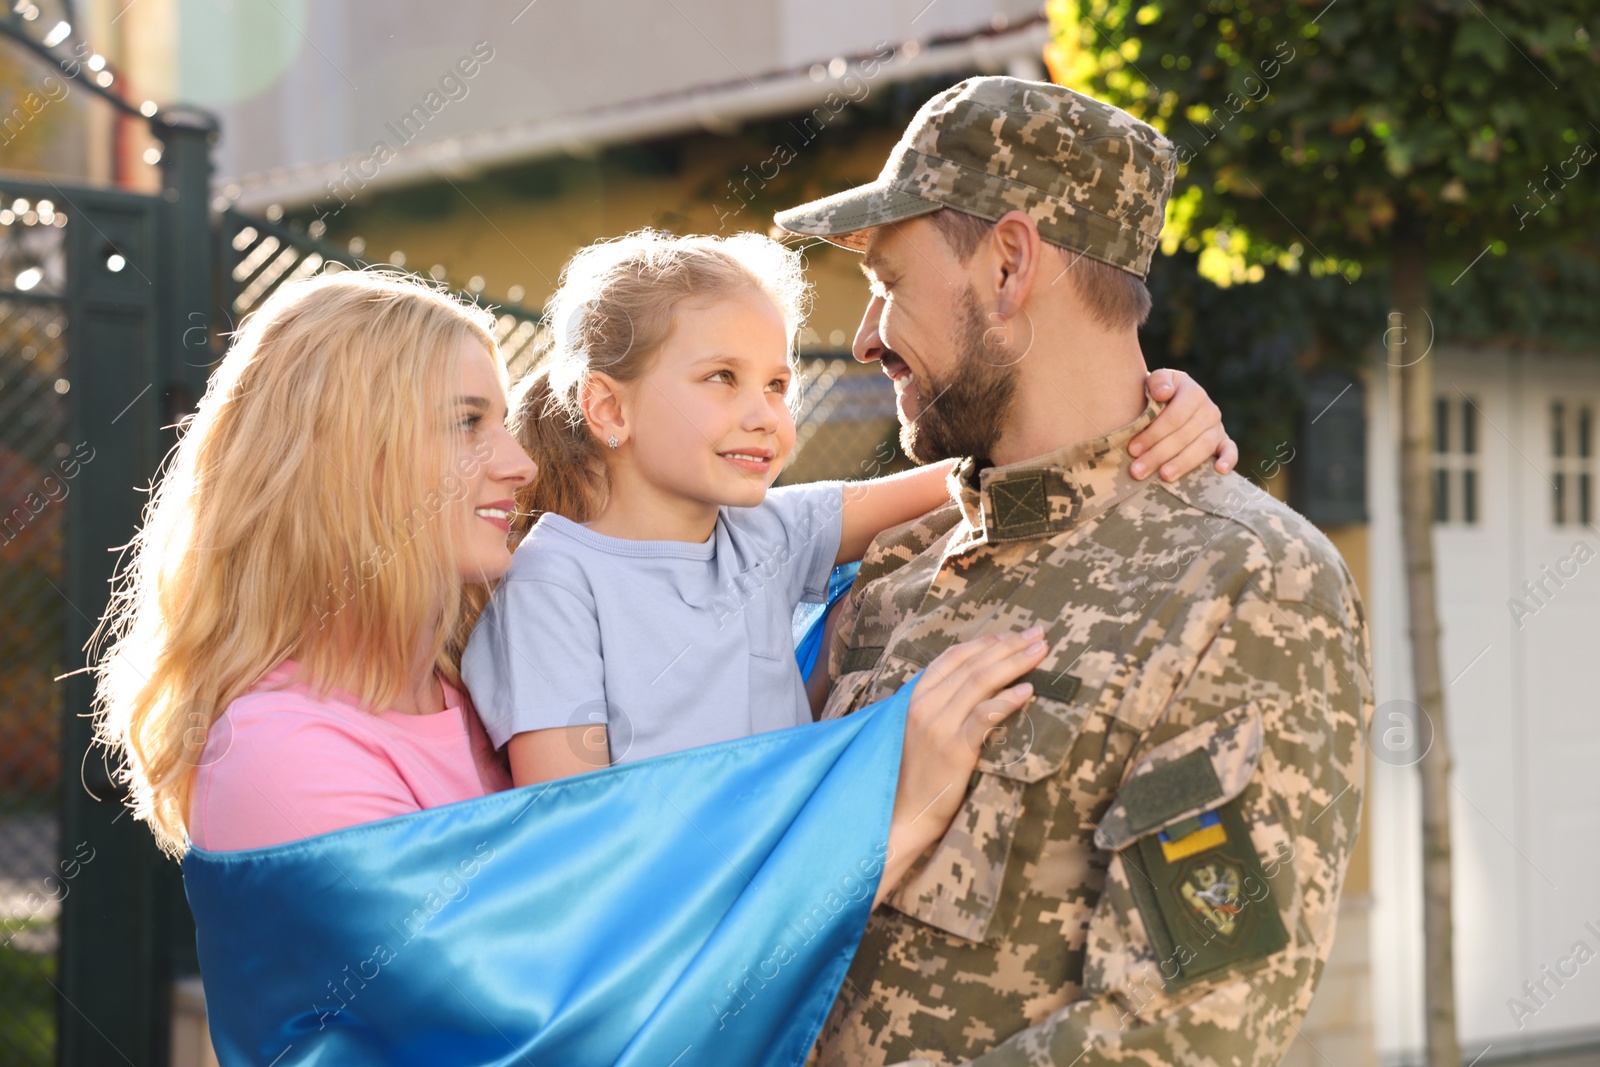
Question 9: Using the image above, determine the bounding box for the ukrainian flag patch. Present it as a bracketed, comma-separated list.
[1158, 810, 1227, 862]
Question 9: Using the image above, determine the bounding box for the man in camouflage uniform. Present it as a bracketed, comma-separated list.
[775, 77, 1373, 1066]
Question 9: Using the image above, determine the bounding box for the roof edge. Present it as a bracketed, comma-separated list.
[224, 18, 1051, 213]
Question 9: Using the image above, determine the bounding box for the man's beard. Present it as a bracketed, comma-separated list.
[899, 288, 1020, 468]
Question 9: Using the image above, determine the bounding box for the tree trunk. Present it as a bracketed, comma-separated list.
[1391, 223, 1462, 1067]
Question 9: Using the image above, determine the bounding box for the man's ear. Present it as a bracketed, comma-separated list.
[580, 372, 629, 447]
[988, 210, 1044, 319]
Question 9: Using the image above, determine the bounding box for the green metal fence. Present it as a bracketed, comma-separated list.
[0, 236, 69, 1064]
[218, 207, 548, 376]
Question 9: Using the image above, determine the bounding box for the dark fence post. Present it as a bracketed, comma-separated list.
[56, 185, 167, 1067]
[57, 105, 218, 1067]
[156, 107, 220, 426]
[153, 104, 220, 993]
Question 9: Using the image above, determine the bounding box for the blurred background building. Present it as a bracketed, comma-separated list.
[2, 1, 1597, 1065]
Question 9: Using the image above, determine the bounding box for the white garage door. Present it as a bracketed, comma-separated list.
[1367, 347, 1600, 1063]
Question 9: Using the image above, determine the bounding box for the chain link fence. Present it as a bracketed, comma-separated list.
[780, 355, 908, 485]
[222, 208, 547, 371]
[0, 275, 70, 1062]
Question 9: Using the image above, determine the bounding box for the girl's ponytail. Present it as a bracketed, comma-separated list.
[510, 365, 606, 532]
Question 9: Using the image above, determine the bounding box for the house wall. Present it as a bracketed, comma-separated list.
[304, 123, 906, 351]
[178, 0, 1045, 196]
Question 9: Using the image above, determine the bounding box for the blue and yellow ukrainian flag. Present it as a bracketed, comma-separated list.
[183, 568, 898, 1066]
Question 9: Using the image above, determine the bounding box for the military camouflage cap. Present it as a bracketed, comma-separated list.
[774, 76, 1176, 278]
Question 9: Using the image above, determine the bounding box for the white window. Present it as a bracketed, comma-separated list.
[1433, 395, 1479, 526]
[1550, 400, 1594, 527]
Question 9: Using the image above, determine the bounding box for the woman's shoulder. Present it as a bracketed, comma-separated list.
[223, 674, 350, 717]
[202, 681, 399, 789]
[188, 674, 416, 851]
[218, 670, 384, 737]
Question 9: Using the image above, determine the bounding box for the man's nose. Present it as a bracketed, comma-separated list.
[852, 295, 886, 365]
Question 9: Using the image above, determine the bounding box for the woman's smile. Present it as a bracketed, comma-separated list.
[474, 500, 515, 532]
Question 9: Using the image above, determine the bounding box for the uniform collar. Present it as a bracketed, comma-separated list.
[948, 400, 1160, 542]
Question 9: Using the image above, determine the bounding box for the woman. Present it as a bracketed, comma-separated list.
[96, 269, 533, 852]
[92, 269, 1066, 1066]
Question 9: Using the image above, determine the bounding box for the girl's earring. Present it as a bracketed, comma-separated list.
[607, 435, 619, 450]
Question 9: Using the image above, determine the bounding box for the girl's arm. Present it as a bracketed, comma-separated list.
[803, 596, 849, 720]
[462, 578, 611, 789]
[507, 726, 608, 787]
[835, 458, 960, 566]
[835, 369, 1236, 564]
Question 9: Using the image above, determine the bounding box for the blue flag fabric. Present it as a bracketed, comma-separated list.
[793, 561, 859, 682]
[184, 571, 906, 1067]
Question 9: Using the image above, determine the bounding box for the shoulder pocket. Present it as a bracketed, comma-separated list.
[1094, 702, 1290, 989]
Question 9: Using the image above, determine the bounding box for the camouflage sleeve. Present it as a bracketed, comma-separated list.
[825, 502, 962, 698]
[826, 565, 867, 686]
[965, 585, 1373, 1067]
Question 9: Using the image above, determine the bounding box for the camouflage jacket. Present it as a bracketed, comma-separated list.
[815, 404, 1374, 1067]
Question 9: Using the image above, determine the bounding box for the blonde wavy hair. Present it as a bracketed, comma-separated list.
[93, 269, 503, 856]
[514, 229, 810, 527]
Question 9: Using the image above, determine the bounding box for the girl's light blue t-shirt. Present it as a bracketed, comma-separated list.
[462, 481, 845, 764]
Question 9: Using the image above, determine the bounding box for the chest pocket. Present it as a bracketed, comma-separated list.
[817, 640, 886, 722]
[972, 667, 1087, 779]
[884, 667, 1092, 944]
[744, 596, 795, 661]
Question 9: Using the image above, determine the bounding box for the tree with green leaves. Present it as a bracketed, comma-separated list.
[1047, 1, 1600, 1063]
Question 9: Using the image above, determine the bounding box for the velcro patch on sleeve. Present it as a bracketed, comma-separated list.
[1118, 749, 1224, 836]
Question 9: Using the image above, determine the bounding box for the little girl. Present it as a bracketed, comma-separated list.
[461, 230, 1228, 786]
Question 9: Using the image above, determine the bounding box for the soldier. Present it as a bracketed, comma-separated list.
[774, 76, 1374, 1066]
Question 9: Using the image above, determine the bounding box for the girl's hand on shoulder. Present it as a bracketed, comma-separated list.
[1129, 369, 1238, 482]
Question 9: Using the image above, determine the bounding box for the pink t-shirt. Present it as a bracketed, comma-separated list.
[188, 661, 512, 852]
